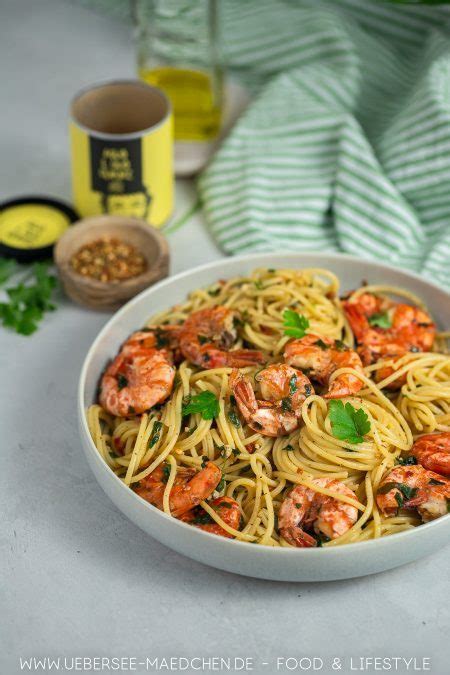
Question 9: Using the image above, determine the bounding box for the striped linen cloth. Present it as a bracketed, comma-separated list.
[198, 0, 450, 288]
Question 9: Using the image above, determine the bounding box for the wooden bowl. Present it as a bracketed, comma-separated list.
[54, 215, 170, 310]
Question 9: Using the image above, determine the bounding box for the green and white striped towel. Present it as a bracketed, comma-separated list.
[197, 0, 450, 289]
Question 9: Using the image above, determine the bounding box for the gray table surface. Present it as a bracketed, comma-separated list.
[1, 1, 449, 674]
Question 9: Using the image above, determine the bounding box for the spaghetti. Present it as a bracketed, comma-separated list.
[87, 267, 450, 547]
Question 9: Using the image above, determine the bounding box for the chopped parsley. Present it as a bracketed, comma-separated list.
[328, 400, 371, 444]
[368, 312, 391, 329]
[117, 374, 128, 390]
[289, 374, 297, 395]
[283, 444, 294, 452]
[377, 481, 418, 502]
[395, 492, 404, 508]
[155, 329, 168, 349]
[182, 391, 219, 420]
[148, 421, 163, 448]
[398, 483, 418, 500]
[161, 464, 171, 484]
[197, 334, 209, 345]
[395, 455, 417, 466]
[377, 481, 398, 495]
[334, 339, 347, 351]
[192, 512, 214, 525]
[282, 309, 310, 339]
[228, 409, 241, 428]
[315, 534, 331, 547]
[217, 500, 233, 509]
[208, 287, 221, 297]
[281, 397, 292, 412]
[254, 280, 264, 290]
[315, 338, 329, 350]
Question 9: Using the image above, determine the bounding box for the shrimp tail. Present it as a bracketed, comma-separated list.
[282, 526, 317, 548]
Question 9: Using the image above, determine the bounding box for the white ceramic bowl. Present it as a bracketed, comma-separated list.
[78, 253, 450, 581]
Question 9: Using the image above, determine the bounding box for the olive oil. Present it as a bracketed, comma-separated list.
[139, 66, 222, 142]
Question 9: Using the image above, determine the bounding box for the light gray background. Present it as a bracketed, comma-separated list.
[1, 1, 449, 674]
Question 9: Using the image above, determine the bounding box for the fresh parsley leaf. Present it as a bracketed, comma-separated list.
[0, 261, 57, 335]
[328, 400, 371, 444]
[282, 309, 309, 339]
[368, 312, 391, 329]
[182, 391, 219, 420]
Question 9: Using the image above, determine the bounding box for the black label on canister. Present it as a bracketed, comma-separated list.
[89, 137, 152, 219]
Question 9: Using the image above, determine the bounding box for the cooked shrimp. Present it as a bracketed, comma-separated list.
[343, 292, 435, 368]
[135, 461, 222, 517]
[229, 364, 314, 437]
[278, 478, 358, 547]
[411, 433, 450, 477]
[180, 496, 241, 538]
[283, 334, 364, 398]
[100, 332, 176, 417]
[124, 326, 183, 362]
[178, 306, 264, 369]
[376, 464, 450, 522]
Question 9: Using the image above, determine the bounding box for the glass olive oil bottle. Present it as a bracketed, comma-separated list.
[136, 0, 222, 143]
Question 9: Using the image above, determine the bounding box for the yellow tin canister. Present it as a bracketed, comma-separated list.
[70, 80, 173, 227]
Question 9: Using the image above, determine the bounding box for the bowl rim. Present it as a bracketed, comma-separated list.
[78, 251, 450, 556]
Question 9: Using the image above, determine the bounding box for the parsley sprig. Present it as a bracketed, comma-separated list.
[0, 258, 17, 285]
[328, 400, 371, 444]
[368, 312, 391, 329]
[282, 309, 309, 339]
[0, 261, 58, 335]
[182, 391, 219, 420]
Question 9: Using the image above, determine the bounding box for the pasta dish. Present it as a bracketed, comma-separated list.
[87, 267, 450, 548]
